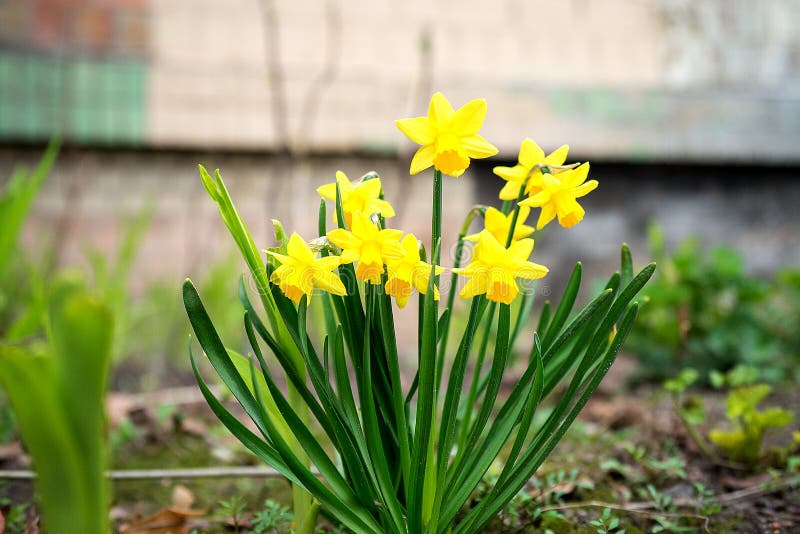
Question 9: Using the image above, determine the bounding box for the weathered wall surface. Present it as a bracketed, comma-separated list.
[1, 1, 798, 314]
[2, 0, 799, 161]
[2, 147, 797, 299]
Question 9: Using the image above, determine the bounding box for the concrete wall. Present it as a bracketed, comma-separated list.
[2, 0, 799, 161]
[3, 146, 797, 296]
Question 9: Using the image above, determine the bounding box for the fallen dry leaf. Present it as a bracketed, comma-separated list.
[118, 485, 203, 534]
[117, 508, 203, 534]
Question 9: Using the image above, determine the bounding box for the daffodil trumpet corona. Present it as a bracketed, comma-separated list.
[185, 93, 654, 534]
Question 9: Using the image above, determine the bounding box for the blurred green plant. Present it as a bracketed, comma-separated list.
[135, 252, 245, 375]
[628, 223, 794, 384]
[0, 275, 113, 534]
[709, 384, 794, 464]
[665, 367, 798, 468]
[0, 490, 29, 534]
[590, 507, 625, 534]
[85, 205, 152, 362]
[0, 140, 59, 337]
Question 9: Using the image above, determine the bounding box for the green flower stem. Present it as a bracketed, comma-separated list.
[504, 184, 528, 247]
[454, 175, 529, 465]
[455, 301, 496, 453]
[420, 168, 443, 527]
[436, 206, 484, 385]
[432, 169, 443, 267]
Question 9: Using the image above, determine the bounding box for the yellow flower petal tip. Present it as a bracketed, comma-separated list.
[397, 92, 498, 177]
[268, 233, 346, 304]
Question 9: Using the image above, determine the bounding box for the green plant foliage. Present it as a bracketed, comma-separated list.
[85, 205, 152, 362]
[0, 140, 59, 336]
[628, 223, 796, 384]
[709, 383, 794, 463]
[184, 166, 653, 533]
[590, 508, 625, 534]
[248, 499, 294, 533]
[666, 367, 798, 467]
[0, 276, 113, 534]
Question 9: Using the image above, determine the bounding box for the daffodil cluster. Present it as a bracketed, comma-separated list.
[268, 171, 442, 309]
[187, 91, 652, 534]
[267, 92, 599, 308]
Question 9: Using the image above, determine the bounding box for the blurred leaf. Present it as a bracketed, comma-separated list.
[0, 277, 112, 534]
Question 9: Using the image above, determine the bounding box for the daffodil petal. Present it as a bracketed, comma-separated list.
[287, 233, 314, 263]
[314, 255, 342, 272]
[369, 198, 396, 218]
[315, 270, 347, 296]
[317, 183, 337, 200]
[410, 144, 436, 175]
[327, 228, 360, 250]
[475, 230, 507, 261]
[266, 251, 291, 264]
[358, 178, 383, 198]
[395, 117, 434, 145]
[460, 274, 489, 300]
[573, 179, 599, 198]
[507, 238, 535, 262]
[461, 134, 499, 159]
[561, 162, 590, 188]
[544, 144, 570, 166]
[335, 171, 354, 193]
[428, 92, 455, 126]
[518, 138, 545, 168]
[522, 190, 550, 207]
[498, 180, 522, 201]
[463, 232, 480, 242]
[516, 262, 549, 280]
[537, 204, 557, 230]
[451, 98, 488, 136]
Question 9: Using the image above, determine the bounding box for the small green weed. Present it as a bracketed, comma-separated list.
[589, 508, 625, 534]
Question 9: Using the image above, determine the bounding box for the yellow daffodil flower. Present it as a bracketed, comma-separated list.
[453, 230, 548, 305]
[266, 233, 346, 304]
[494, 138, 569, 201]
[317, 171, 395, 227]
[520, 162, 598, 229]
[464, 206, 534, 245]
[327, 211, 404, 284]
[385, 234, 445, 308]
[395, 92, 498, 177]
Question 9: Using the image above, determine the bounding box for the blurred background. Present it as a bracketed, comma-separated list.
[1, 0, 799, 384]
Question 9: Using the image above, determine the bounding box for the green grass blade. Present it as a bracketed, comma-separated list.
[620, 243, 634, 287]
[428, 297, 486, 532]
[457, 302, 640, 534]
[409, 254, 440, 532]
[541, 262, 581, 348]
[183, 279, 273, 439]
